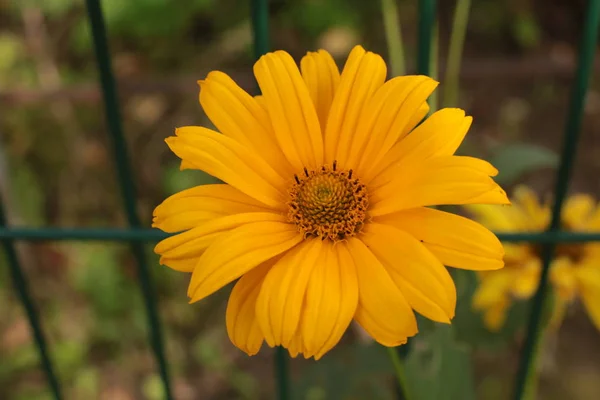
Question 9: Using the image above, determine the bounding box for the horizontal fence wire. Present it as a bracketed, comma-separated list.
[84, 0, 172, 398]
[2, 228, 600, 243]
[513, 0, 600, 398]
[0, 202, 63, 400]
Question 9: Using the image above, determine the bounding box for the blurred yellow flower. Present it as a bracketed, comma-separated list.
[153, 45, 508, 359]
[468, 186, 600, 331]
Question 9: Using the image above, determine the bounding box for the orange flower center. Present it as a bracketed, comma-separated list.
[288, 162, 368, 242]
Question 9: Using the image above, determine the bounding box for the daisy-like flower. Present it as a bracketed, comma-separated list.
[153, 45, 509, 359]
[469, 186, 600, 331]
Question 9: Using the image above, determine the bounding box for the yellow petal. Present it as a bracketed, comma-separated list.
[254, 50, 323, 171]
[324, 45, 387, 167]
[472, 269, 514, 309]
[512, 186, 549, 229]
[226, 262, 272, 356]
[575, 263, 600, 331]
[464, 203, 527, 232]
[549, 295, 569, 330]
[345, 238, 418, 346]
[155, 212, 285, 272]
[482, 298, 510, 332]
[152, 184, 271, 233]
[563, 194, 595, 229]
[255, 238, 324, 347]
[300, 241, 358, 359]
[300, 49, 340, 131]
[361, 223, 456, 323]
[352, 76, 439, 178]
[370, 156, 508, 217]
[166, 127, 286, 208]
[367, 108, 471, 183]
[512, 258, 541, 299]
[199, 71, 293, 176]
[287, 332, 305, 358]
[188, 221, 302, 302]
[375, 207, 504, 270]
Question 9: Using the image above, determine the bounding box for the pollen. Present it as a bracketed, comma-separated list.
[288, 162, 369, 242]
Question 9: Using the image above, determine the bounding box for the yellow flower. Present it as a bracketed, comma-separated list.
[469, 186, 600, 331]
[153, 45, 509, 359]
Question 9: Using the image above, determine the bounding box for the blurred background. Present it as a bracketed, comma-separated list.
[1, 0, 600, 399]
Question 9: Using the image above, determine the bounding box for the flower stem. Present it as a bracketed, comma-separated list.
[380, 0, 406, 76]
[443, 0, 471, 107]
[387, 347, 412, 400]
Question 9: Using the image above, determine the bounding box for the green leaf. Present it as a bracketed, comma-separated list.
[162, 162, 220, 195]
[490, 143, 559, 185]
[293, 343, 394, 400]
[452, 269, 529, 350]
[405, 325, 476, 400]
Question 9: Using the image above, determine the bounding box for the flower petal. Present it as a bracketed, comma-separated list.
[464, 203, 527, 232]
[155, 212, 286, 272]
[369, 156, 509, 217]
[574, 263, 600, 331]
[254, 51, 323, 171]
[367, 108, 471, 183]
[482, 298, 510, 332]
[226, 262, 272, 356]
[352, 76, 438, 178]
[152, 184, 272, 233]
[511, 186, 549, 229]
[300, 241, 358, 359]
[324, 45, 387, 167]
[361, 223, 456, 323]
[345, 238, 418, 346]
[300, 50, 341, 131]
[472, 270, 513, 309]
[563, 194, 595, 229]
[375, 207, 504, 270]
[255, 238, 324, 348]
[166, 127, 287, 208]
[188, 220, 302, 302]
[199, 71, 293, 176]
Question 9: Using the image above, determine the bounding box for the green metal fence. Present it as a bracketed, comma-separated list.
[1, 0, 599, 399]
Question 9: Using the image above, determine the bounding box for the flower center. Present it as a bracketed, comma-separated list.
[288, 162, 368, 242]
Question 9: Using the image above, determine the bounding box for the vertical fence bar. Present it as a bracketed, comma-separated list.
[417, 0, 436, 75]
[84, 1, 172, 398]
[0, 202, 62, 400]
[251, 0, 270, 61]
[250, 1, 289, 399]
[393, 2, 438, 399]
[513, 0, 600, 398]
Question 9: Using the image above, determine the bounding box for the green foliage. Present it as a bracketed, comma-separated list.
[452, 269, 529, 350]
[98, 0, 214, 38]
[162, 162, 220, 195]
[282, 0, 360, 39]
[72, 368, 100, 398]
[405, 325, 476, 400]
[294, 344, 394, 400]
[191, 331, 260, 399]
[8, 162, 45, 226]
[70, 244, 131, 317]
[142, 373, 166, 400]
[490, 143, 559, 186]
[53, 339, 88, 379]
[512, 12, 542, 49]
